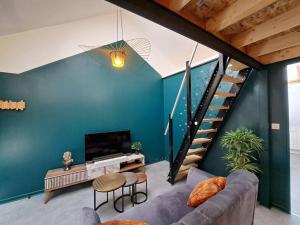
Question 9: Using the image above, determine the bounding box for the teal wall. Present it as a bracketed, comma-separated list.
[163, 65, 271, 207]
[0, 43, 165, 203]
[163, 60, 218, 156]
[200, 70, 271, 207]
[267, 58, 300, 213]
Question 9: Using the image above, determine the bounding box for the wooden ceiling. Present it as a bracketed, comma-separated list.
[155, 0, 300, 65]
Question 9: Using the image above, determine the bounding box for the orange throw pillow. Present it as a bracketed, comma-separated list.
[187, 177, 226, 208]
[101, 221, 148, 225]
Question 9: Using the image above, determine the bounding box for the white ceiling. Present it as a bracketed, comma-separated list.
[0, 0, 218, 77]
[0, 0, 116, 36]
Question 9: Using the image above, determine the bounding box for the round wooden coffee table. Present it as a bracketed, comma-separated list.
[133, 172, 148, 204]
[92, 173, 126, 211]
[114, 172, 138, 213]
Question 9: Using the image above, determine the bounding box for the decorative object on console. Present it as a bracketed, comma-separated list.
[0, 100, 25, 111]
[187, 177, 226, 208]
[62, 151, 74, 171]
[221, 128, 263, 173]
[131, 141, 142, 155]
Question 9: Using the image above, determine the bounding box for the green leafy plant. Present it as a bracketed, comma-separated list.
[221, 128, 263, 173]
[131, 141, 142, 153]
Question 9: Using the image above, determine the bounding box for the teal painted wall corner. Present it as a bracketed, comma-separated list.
[163, 66, 271, 208]
[0, 42, 165, 203]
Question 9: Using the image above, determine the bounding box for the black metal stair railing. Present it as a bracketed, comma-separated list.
[200, 67, 253, 160]
[168, 54, 230, 184]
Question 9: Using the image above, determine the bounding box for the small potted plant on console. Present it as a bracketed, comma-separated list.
[131, 141, 142, 155]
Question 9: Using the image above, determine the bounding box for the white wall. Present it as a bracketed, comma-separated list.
[288, 64, 300, 153]
[0, 8, 217, 77]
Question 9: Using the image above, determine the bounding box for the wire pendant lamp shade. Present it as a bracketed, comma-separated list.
[110, 8, 126, 68]
[79, 9, 151, 68]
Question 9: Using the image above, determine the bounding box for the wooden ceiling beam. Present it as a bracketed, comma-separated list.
[168, 0, 192, 12]
[105, 0, 264, 70]
[206, 0, 277, 32]
[248, 31, 300, 57]
[259, 44, 300, 64]
[231, 5, 300, 48]
[179, 10, 205, 29]
[155, 0, 205, 28]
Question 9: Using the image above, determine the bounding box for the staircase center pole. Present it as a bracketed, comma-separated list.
[168, 114, 174, 184]
[185, 61, 192, 143]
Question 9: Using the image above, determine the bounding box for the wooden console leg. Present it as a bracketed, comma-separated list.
[44, 191, 53, 204]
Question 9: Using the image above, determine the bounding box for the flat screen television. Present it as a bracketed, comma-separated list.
[85, 130, 131, 161]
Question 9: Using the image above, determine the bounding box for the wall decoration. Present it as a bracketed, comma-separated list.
[0, 100, 25, 111]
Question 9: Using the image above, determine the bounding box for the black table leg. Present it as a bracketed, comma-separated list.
[131, 185, 135, 207]
[94, 191, 109, 211]
[133, 180, 148, 204]
[114, 186, 125, 213]
[122, 186, 124, 211]
[94, 190, 96, 210]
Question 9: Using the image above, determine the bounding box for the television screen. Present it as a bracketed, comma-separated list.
[85, 130, 131, 161]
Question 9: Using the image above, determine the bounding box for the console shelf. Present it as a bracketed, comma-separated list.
[120, 162, 145, 172]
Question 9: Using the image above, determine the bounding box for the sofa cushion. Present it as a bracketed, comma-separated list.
[101, 221, 148, 225]
[112, 184, 194, 225]
[172, 170, 258, 225]
[81, 207, 101, 225]
[186, 167, 214, 188]
[187, 177, 226, 207]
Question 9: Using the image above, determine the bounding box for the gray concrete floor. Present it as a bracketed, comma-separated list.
[291, 153, 300, 216]
[0, 160, 299, 225]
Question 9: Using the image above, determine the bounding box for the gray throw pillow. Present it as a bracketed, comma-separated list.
[81, 207, 101, 225]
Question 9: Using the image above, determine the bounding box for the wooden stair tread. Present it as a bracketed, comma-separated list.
[192, 138, 212, 145]
[214, 91, 236, 98]
[208, 105, 230, 110]
[187, 148, 207, 155]
[175, 169, 189, 182]
[183, 155, 203, 165]
[222, 74, 244, 84]
[179, 163, 197, 172]
[197, 129, 217, 134]
[228, 59, 249, 71]
[202, 118, 224, 123]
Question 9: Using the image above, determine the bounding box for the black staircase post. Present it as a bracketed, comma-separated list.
[218, 54, 226, 75]
[185, 61, 192, 143]
[168, 114, 174, 185]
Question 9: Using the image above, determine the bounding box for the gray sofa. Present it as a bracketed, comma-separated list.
[82, 168, 258, 225]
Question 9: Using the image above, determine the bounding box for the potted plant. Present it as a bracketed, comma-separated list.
[221, 128, 263, 173]
[131, 141, 142, 155]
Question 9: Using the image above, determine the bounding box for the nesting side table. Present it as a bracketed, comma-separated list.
[92, 173, 126, 211]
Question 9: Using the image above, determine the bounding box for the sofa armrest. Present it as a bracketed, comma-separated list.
[81, 207, 101, 225]
[186, 168, 214, 187]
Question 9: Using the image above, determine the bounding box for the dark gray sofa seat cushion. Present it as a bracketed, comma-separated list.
[111, 184, 194, 225]
[81, 207, 101, 225]
[172, 170, 258, 225]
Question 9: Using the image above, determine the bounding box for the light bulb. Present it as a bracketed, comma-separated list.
[110, 50, 125, 68]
